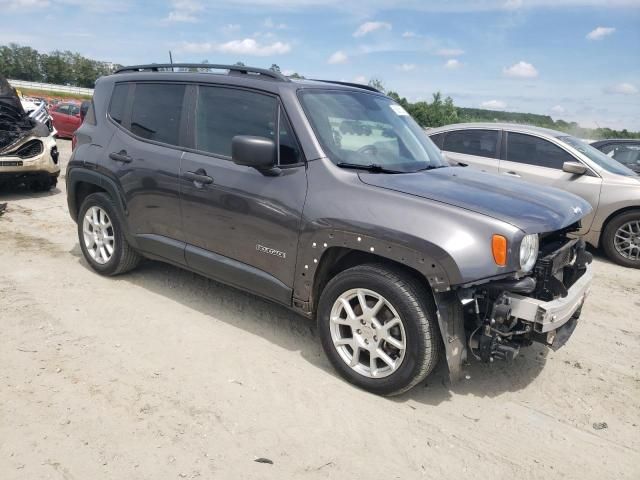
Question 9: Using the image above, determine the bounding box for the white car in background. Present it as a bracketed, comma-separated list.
[1, 77, 60, 191]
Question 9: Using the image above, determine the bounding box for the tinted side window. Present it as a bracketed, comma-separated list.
[57, 104, 70, 115]
[195, 86, 276, 157]
[130, 83, 185, 145]
[68, 104, 80, 116]
[429, 132, 445, 148]
[442, 129, 498, 158]
[507, 132, 574, 169]
[109, 83, 128, 125]
[279, 110, 302, 165]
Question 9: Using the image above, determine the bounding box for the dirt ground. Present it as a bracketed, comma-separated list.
[1, 139, 639, 480]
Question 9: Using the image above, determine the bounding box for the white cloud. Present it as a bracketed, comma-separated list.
[328, 50, 348, 64]
[178, 38, 291, 56]
[264, 17, 287, 29]
[222, 23, 241, 33]
[503, 0, 523, 9]
[1, 0, 49, 8]
[480, 100, 507, 109]
[402, 31, 419, 38]
[436, 48, 464, 56]
[551, 105, 565, 114]
[164, 0, 204, 23]
[353, 21, 392, 38]
[353, 75, 367, 84]
[586, 26, 616, 40]
[397, 63, 416, 71]
[604, 83, 638, 95]
[444, 59, 462, 69]
[503, 61, 538, 78]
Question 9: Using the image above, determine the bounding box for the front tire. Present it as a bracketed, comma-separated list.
[77, 192, 141, 276]
[317, 264, 441, 396]
[602, 210, 640, 268]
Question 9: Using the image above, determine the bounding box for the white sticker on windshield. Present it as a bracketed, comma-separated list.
[390, 104, 409, 116]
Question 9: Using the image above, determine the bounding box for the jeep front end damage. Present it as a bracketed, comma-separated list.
[438, 235, 593, 379]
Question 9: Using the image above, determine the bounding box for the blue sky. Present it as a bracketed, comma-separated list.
[1, 0, 639, 130]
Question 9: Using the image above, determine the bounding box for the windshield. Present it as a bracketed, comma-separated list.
[558, 135, 637, 176]
[299, 89, 447, 173]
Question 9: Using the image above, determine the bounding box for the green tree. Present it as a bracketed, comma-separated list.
[269, 63, 281, 73]
[368, 78, 385, 93]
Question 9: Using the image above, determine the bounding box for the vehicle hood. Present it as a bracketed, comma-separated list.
[0, 75, 48, 153]
[358, 167, 592, 233]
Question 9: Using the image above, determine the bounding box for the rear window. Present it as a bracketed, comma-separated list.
[442, 129, 499, 158]
[130, 84, 185, 146]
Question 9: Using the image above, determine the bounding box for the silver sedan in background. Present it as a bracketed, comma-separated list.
[428, 123, 640, 268]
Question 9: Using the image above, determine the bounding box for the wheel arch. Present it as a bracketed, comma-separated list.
[67, 168, 127, 223]
[599, 205, 640, 247]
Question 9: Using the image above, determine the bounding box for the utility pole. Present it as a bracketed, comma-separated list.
[169, 50, 174, 71]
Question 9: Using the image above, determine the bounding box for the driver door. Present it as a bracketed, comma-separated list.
[180, 85, 307, 302]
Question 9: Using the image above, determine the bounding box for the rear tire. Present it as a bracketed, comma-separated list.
[602, 210, 640, 269]
[78, 192, 141, 276]
[317, 263, 441, 396]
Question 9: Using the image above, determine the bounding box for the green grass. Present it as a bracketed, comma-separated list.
[19, 87, 92, 101]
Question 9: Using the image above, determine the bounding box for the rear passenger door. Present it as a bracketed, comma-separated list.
[440, 129, 501, 173]
[179, 85, 307, 304]
[104, 82, 188, 263]
[499, 131, 602, 232]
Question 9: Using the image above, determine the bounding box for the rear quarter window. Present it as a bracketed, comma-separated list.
[109, 84, 128, 125]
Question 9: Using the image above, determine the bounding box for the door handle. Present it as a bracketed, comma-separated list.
[503, 171, 521, 178]
[184, 170, 214, 186]
[109, 150, 133, 163]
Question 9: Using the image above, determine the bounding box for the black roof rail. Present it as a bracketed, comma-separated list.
[114, 64, 290, 82]
[309, 79, 381, 93]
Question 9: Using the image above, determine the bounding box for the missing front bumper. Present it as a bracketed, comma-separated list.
[507, 263, 593, 334]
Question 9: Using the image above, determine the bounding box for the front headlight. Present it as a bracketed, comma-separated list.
[519, 234, 539, 272]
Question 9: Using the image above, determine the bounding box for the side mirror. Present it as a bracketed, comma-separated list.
[232, 135, 279, 175]
[562, 161, 588, 175]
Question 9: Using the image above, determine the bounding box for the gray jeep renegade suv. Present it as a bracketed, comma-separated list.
[67, 64, 593, 395]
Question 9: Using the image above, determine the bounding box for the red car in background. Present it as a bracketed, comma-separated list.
[50, 102, 82, 138]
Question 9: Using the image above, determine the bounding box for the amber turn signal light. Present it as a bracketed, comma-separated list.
[492, 235, 507, 266]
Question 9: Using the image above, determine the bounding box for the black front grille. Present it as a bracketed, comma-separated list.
[15, 139, 44, 159]
[533, 238, 590, 301]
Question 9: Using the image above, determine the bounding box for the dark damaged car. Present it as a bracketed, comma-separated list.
[0, 75, 60, 190]
[66, 64, 594, 395]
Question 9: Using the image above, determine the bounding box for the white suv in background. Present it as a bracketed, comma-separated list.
[428, 123, 640, 268]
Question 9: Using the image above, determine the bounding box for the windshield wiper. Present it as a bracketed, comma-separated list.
[336, 162, 404, 174]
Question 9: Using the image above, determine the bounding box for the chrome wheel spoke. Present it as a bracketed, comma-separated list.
[349, 346, 361, 367]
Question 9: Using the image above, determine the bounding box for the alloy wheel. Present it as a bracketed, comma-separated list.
[329, 288, 407, 378]
[82, 206, 115, 265]
[614, 220, 640, 261]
